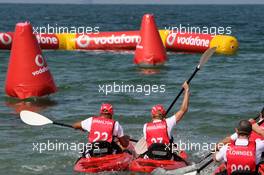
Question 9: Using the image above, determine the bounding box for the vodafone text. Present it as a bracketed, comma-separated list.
[166, 33, 210, 47]
[36, 35, 58, 45]
[76, 34, 140, 48]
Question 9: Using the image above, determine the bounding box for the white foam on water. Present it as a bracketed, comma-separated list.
[21, 165, 52, 172]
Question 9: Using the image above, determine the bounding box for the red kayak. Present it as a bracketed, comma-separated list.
[74, 152, 133, 173]
[129, 151, 188, 173]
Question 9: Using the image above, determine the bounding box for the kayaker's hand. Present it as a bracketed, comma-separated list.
[119, 135, 130, 148]
[249, 118, 256, 124]
[72, 121, 85, 131]
[182, 81, 189, 92]
[123, 135, 130, 141]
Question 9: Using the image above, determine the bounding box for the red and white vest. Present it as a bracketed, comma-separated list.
[146, 120, 170, 147]
[226, 140, 256, 175]
[88, 116, 115, 143]
[250, 132, 264, 142]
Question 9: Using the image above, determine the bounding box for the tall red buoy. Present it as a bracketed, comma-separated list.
[134, 14, 167, 65]
[5, 22, 57, 99]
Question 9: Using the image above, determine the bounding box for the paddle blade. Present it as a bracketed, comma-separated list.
[135, 137, 148, 155]
[20, 110, 53, 126]
[198, 47, 216, 69]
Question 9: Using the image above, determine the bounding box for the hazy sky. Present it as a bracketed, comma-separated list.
[0, 0, 264, 4]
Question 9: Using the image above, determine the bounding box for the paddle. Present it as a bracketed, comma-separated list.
[134, 137, 148, 155]
[165, 47, 216, 116]
[134, 47, 217, 155]
[162, 109, 264, 175]
[20, 110, 138, 142]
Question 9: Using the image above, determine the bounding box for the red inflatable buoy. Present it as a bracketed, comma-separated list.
[5, 22, 57, 99]
[134, 14, 167, 65]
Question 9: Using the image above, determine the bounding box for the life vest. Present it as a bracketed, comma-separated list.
[250, 132, 264, 142]
[146, 120, 170, 147]
[88, 116, 115, 143]
[226, 140, 256, 175]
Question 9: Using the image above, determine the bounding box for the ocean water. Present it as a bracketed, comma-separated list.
[0, 4, 263, 175]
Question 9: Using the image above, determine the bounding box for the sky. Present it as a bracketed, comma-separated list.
[0, 0, 264, 4]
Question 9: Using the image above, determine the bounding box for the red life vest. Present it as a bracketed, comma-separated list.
[226, 140, 256, 175]
[146, 120, 170, 147]
[88, 116, 115, 143]
[250, 132, 264, 142]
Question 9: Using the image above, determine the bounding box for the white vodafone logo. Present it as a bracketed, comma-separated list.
[35, 54, 45, 67]
[36, 35, 58, 45]
[76, 35, 90, 48]
[0, 33, 12, 45]
[166, 33, 177, 46]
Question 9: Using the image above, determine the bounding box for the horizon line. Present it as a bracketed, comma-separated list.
[0, 2, 264, 5]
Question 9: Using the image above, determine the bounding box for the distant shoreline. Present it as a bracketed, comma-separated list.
[0, 2, 264, 5]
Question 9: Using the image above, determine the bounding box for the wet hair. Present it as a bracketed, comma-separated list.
[237, 120, 252, 136]
[261, 107, 264, 116]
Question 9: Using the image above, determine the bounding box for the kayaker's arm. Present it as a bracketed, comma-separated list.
[72, 121, 85, 131]
[252, 122, 264, 137]
[175, 82, 190, 123]
[250, 108, 264, 136]
[216, 136, 231, 151]
[214, 145, 227, 163]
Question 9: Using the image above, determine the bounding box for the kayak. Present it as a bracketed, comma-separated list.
[129, 151, 188, 173]
[74, 152, 133, 173]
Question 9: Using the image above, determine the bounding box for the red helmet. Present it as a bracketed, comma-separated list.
[151, 104, 166, 116]
[100, 103, 114, 115]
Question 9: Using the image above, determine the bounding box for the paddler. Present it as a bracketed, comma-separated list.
[72, 103, 130, 156]
[214, 120, 264, 175]
[142, 81, 190, 159]
[218, 107, 264, 147]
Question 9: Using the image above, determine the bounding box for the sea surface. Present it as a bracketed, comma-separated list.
[0, 4, 263, 175]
